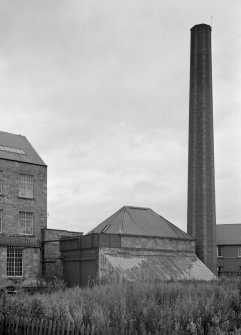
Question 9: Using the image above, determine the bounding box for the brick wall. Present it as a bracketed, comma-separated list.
[187, 24, 216, 274]
[217, 245, 241, 275]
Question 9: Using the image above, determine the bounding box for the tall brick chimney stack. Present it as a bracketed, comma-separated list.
[187, 24, 216, 274]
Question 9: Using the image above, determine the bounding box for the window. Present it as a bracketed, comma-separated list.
[7, 247, 23, 277]
[217, 246, 223, 257]
[0, 210, 2, 233]
[217, 266, 223, 276]
[19, 174, 33, 198]
[238, 247, 241, 257]
[0, 171, 2, 195]
[19, 212, 33, 235]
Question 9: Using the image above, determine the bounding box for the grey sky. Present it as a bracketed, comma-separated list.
[0, 0, 240, 233]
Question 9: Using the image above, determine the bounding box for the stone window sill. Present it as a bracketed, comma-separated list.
[5, 276, 23, 278]
[18, 196, 35, 200]
[19, 234, 35, 237]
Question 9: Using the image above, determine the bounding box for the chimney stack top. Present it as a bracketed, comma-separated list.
[190, 23, 211, 31]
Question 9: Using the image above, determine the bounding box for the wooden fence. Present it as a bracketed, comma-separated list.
[0, 316, 95, 335]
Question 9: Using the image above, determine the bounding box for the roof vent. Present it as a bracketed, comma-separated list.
[101, 224, 110, 233]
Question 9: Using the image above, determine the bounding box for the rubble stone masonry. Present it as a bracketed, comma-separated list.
[0, 247, 41, 282]
[121, 235, 195, 253]
[0, 159, 47, 237]
[0, 158, 47, 283]
[42, 228, 82, 278]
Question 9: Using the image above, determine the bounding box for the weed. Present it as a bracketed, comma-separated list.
[1, 278, 241, 334]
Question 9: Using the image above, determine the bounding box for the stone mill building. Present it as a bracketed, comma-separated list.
[0, 131, 47, 282]
[0, 130, 81, 287]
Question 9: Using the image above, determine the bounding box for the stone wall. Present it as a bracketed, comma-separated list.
[0, 159, 47, 283]
[0, 246, 40, 286]
[42, 228, 82, 278]
[99, 248, 119, 282]
[187, 24, 216, 274]
[0, 247, 7, 281]
[121, 235, 195, 253]
[0, 159, 47, 238]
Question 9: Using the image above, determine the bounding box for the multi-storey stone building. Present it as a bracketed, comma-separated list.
[0, 131, 47, 285]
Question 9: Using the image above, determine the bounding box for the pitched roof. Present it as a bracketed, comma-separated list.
[0, 131, 46, 166]
[89, 206, 192, 240]
[217, 224, 241, 245]
[102, 249, 216, 281]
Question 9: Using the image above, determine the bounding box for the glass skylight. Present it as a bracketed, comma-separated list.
[0, 145, 25, 155]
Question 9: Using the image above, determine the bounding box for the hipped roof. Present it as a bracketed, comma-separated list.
[89, 206, 192, 240]
[0, 131, 46, 166]
[217, 224, 241, 245]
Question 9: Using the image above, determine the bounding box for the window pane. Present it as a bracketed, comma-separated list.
[19, 212, 33, 235]
[7, 247, 23, 277]
[19, 175, 33, 198]
[217, 246, 222, 257]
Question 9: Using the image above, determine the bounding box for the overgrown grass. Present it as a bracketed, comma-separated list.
[1, 278, 241, 334]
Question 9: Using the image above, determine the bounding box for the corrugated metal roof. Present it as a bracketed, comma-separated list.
[0, 131, 46, 166]
[217, 224, 241, 245]
[102, 249, 216, 281]
[89, 206, 191, 240]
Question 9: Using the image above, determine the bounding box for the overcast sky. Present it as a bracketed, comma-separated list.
[0, 0, 240, 233]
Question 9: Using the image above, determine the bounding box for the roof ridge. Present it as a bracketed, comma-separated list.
[88, 206, 191, 239]
[123, 205, 149, 210]
[125, 207, 142, 234]
[151, 210, 190, 238]
[0, 130, 23, 136]
[89, 207, 124, 234]
[118, 207, 126, 234]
